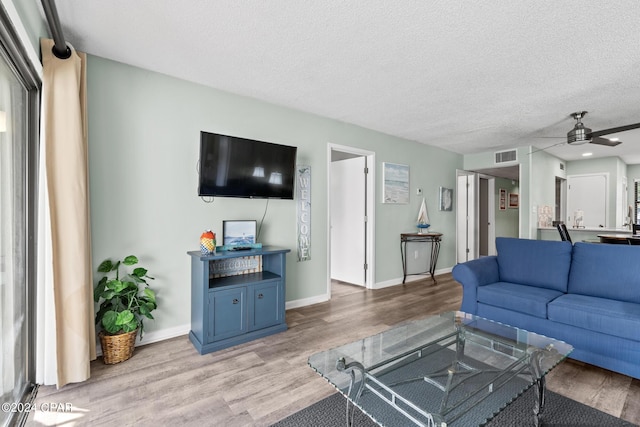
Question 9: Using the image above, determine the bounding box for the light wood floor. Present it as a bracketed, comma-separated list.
[28, 274, 640, 426]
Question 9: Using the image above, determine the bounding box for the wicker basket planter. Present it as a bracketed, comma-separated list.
[99, 329, 138, 364]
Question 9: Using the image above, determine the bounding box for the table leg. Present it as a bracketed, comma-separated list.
[533, 376, 546, 427]
[429, 239, 441, 283]
[528, 349, 546, 426]
[400, 239, 408, 284]
[336, 357, 366, 427]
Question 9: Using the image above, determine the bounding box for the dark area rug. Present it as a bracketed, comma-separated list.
[271, 387, 637, 426]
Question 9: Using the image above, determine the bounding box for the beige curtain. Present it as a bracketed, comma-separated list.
[36, 38, 95, 388]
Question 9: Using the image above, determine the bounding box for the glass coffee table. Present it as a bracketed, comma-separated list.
[308, 312, 572, 427]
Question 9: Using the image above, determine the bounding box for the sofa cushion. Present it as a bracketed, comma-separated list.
[568, 242, 640, 303]
[496, 237, 572, 292]
[477, 282, 564, 319]
[548, 294, 640, 342]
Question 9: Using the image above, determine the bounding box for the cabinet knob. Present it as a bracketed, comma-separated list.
[232, 298, 239, 304]
[258, 293, 264, 299]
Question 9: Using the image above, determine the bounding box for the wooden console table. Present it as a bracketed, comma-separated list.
[400, 232, 443, 284]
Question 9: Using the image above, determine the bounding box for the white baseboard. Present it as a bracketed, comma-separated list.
[285, 293, 330, 310]
[372, 267, 453, 290]
[95, 323, 190, 356]
[96, 267, 454, 354]
[136, 323, 190, 346]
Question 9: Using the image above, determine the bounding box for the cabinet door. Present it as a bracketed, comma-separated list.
[208, 287, 247, 342]
[249, 281, 282, 331]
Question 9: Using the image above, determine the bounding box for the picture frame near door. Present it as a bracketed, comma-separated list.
[508, 193, 519, 209]
[382, 162, 410, 204]
[499, 188, 507, 210]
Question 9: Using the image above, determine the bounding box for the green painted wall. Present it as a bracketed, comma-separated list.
[530, 150, 565, 226]
[8, 0, 464, 336]
[494, 177, 519, 238]
[86, 56, 462, 334]
[7, 0, 48, 55]
[463, 146, 532, 238]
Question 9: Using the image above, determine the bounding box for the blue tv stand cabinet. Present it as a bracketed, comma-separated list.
[188, 246, 290, 355]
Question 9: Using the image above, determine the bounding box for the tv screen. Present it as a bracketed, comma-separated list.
[198, 131, 297, 199]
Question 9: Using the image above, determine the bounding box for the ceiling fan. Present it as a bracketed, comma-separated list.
[565, 111, 640, 146]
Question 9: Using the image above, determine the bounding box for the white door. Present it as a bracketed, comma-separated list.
[567, 174, 607, 228]
[331, 157, 366, 286]
[456, 172, 479, 263]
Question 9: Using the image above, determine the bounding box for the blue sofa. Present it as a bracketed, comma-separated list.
[452, 237, 640, 379]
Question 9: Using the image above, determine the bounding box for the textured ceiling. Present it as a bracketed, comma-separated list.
[50, 1, 640, 163]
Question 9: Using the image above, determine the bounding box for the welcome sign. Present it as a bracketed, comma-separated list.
[210, 256, 262, 278]
[297, 165, 311, 261]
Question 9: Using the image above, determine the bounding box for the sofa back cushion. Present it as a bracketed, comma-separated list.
[496, 237, 572, 292]
[568, 242, 640, 303]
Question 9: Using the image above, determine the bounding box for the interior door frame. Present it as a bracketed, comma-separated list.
[478, 174, 496, 256]
[327, 143, 375, 296]
[456, 170, 479, 263]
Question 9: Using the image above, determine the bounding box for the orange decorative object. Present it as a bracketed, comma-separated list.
[200, 230, 216, 254]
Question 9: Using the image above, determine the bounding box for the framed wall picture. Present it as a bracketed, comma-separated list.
[499, 188, 507, 210]
[508, 193, 519, 209]
[439, 187, 453, 211]
[382, 162, 409, 204]
[222, 220, 257, 246]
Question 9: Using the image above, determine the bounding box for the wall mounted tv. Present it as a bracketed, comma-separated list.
[198, 131, 297, 199]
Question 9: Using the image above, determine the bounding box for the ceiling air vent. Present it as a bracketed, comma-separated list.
[494, 149, 517, 164]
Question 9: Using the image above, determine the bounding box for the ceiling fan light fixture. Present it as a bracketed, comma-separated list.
[567, 110, 591, 145]
[567, 124, 592, 144]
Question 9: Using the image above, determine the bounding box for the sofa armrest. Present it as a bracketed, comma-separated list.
[452, 256, 499, 314]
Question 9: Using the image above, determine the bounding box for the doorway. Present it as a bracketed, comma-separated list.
[327, 144, 375, 296]
[479, 176, 494, 256]
[555, 177, 566, 223]
[456, 171, 497, 262]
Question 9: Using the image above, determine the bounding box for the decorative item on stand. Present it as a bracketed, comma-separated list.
[94, 255, 158, 364]
[574, 210, 584, 228]
[200, 230, 216, 254]
[416, 197, 430, 233]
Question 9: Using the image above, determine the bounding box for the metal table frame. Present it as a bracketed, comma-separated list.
[336, 321, 552, 427]
[400, 233, 442, 284]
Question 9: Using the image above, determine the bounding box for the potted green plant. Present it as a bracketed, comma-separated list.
[94, 255, 157, 364]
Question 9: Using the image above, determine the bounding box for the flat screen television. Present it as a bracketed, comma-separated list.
[198, 131, 297, 199]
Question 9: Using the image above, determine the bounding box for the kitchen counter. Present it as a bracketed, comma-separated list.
[537, 227, 632, 242]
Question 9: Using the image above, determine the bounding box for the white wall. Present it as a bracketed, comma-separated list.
[566, 156, 625, 228]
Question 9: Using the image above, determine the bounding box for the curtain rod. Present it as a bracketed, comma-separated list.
[40, 0, 71, 59]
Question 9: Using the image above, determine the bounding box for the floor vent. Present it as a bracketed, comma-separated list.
[495, 149, 517, 164]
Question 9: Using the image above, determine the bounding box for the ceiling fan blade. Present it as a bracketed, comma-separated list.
[590, 122, 640, 137]
[590, 136, 622, 146]
[528, 141, 567, 155]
